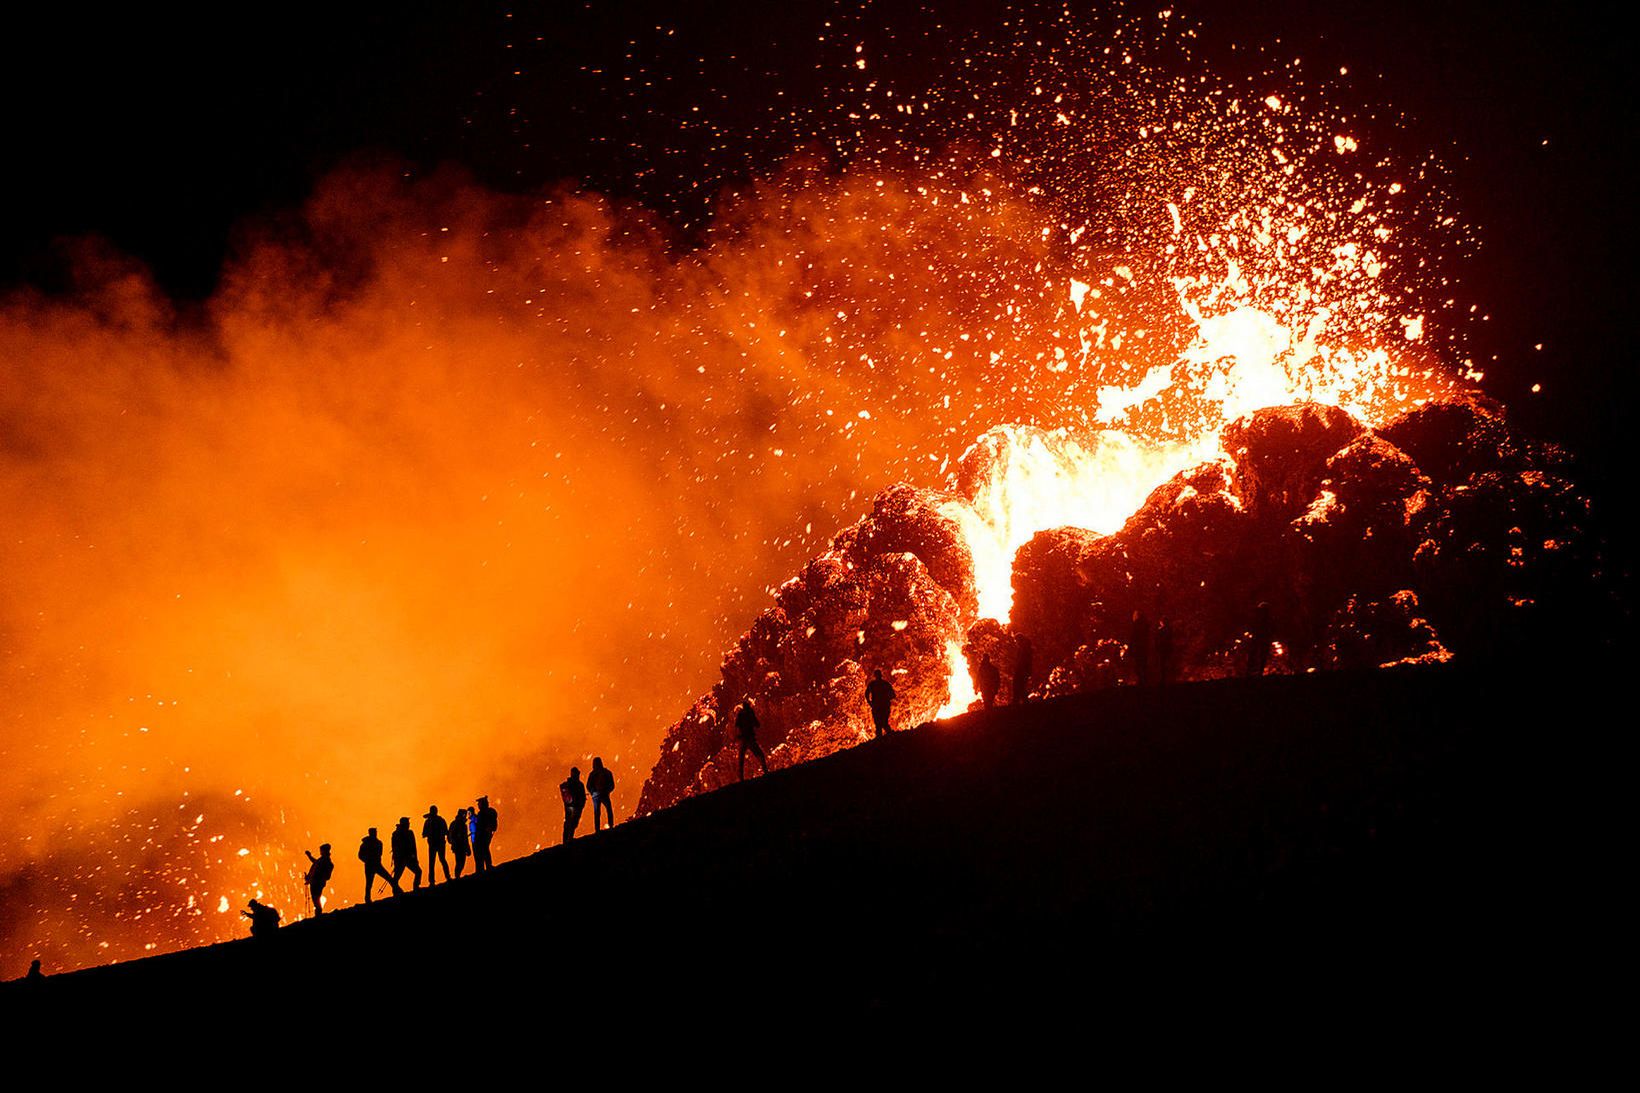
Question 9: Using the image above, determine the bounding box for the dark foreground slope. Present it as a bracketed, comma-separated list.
[2, 657, 1622, 1051]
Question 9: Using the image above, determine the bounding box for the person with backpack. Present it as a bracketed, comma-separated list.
[302, 844, 334, 915]
[390, 816, 422, 891]
[560, 767, 587, 844]
[422, 806, 451, 885]
[449, 807, 472, 878]
[358, 827, 401, 902]
[735, 698, 768, 781]
[587, 758, 616, 832]
[473, 796, 498, 872]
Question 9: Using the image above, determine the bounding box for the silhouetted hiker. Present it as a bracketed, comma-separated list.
[303, 844, 334, 915]
[391, 817, 422, 891]
[977, 653, 1001, 709]
[359, 827, 402, 902]
[736, 699, 768, 781]
[25, 959, 42, 983]
[422, 806, 451, 885]
[865, 669, 896, 737]
[1247, 602, 1273, 677]
[1155, 618, 1175, 685]
[1013, 637, 1034, 704]
[450, 808, 471, 877]
[1129, 610, 1152, 686]
[560, 767, 587, 844]
[588, 757, 616, 832]
[473, 796, 498, 872]
[242, 899, 280, 938]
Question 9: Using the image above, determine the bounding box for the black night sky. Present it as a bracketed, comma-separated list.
[2, 1, 1633, 482]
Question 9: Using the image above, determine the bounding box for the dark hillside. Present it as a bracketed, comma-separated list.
[3, 657, 1620, 1051]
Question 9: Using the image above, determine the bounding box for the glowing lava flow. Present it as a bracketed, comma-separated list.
[932, 293, 1440, 718]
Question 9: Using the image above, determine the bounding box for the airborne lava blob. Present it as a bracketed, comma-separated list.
[4, 9, 1487, 973]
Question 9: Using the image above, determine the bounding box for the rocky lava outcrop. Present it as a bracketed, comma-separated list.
[640, 399, 1619, 815]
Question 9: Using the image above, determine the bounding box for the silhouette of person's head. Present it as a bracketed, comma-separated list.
[397, 816, 410, 829]
[982, 653, 992, 664]
[319, 843, 331, 856]
[425, 805, 439, 817]
[874, 669, 884, 680]
[477, 796, 489, 809]
[367, 827, 378, 837]
[592, 757, 604, 770]
[570, 766, 581, 778]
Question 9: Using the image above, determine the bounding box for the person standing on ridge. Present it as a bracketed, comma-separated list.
[977, 653, 1001, 709]
[1012, 636, 1034, 704]
[390, 816, 422, 892]
[560, 767, 587, 844]
[473, 796, 498, 872]
[736, 698, 768, 781]
[865, 669, 896, 737]
[1129, 610, 1152, 687]
[449, 807, 471, 878]
[358, 827, 401, 903]
[303, 844, 334, 915]
[587, 758, 616, 832]
[421, 806, 451, 885]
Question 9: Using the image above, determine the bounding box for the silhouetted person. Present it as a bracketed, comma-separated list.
[865, 669, 896, 737]
[473, 796, 498, 872]
[588, 757, 615, 832]
[303, 844, 334, 915]
[359, 827, 401, 902]
[242, 899, 280, 938]
[450, 808, 471, 877]
[1013, 637, 1034, 704]
[1155, 618, 1175, 685]
[390, 817, 422, 892]
[1247, 602, 1273, 677]
[1129, 610, 1152, 686]
[422, 806, 451, 885]
[736, 699, 768, 781]
[560, 767, 587, 844]
[25, 959, 42, 983]
[977, 653, 1001, 709]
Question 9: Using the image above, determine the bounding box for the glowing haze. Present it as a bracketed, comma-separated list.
[2, 10, 1466, 972]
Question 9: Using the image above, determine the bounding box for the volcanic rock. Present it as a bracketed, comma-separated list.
[637, 486, 973, 815]
[1221, 403, 1364, 516]
[1378, 397, 1523, 487]
[1320, 590, 1450, 670]
[1009, 526, 1103, 676]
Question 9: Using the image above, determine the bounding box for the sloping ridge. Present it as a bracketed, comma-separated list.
[1, 657, 1620, 1041]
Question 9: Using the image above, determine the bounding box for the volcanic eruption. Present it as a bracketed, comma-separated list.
[0, 7, 1622, 977]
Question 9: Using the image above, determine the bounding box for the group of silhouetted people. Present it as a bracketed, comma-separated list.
[289, 795, 501, 921]
[279, 763, 624, 931]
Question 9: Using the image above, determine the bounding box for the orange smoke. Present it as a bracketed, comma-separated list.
[0, 155, 1183, 970]
[1, 16, 1468, 969]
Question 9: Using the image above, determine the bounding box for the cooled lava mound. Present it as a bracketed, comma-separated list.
[638, 398, 1618, 815]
